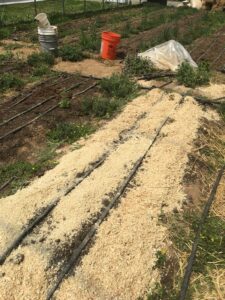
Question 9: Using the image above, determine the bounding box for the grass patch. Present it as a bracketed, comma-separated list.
[0, 51, 13, 63]
[124, 55, 154, 77]
[59, 44, 87, 62]
[27, 52, 55, 67]
[58, 97, 71, 109]
[79, 26, 101, 52]
[100, 73, 137, 99]
[0, 73, 24, 92]
[0, 145, 57, 196]
[32, 64, 50, 76]
[82, 96, 121, 118]
[176, 61, 210, 88]
[3, 43, 23, 50]
[47, 122, 94, 144]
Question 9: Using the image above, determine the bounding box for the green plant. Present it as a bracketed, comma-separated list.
[47, 122, 94, 144]
[124, 55, 154, 77]
[27, 52, 55, 67]
[32, 64, 50, 76]
[0, 51, 13, 63]
[154, 250, 167, 269]
[100, 74, 137, 99]
[4, 43, 23, 50]
[79, 27, 101, 52]
[59, 44, 86, 62]
[0, 28, 12, 40]
[176, 61, 210, 88]
[58, 97, 71, 109]
[120, 21, 138, 38]
[0, 73, 24, 92]
[82, 96, 120, 118]
[218, 103, 225, 122]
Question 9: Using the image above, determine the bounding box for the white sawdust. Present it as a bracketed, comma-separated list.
[55, 98, 217, 300]
[0, 90, 178, 300]
[0, 89, 218, 300]
[0, 248, 48, 300]
[0, 89, 162, 254]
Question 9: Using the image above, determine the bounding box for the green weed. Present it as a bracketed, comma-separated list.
[82, 96, 120, 118]
[59, 44, 87, 62]
[27, 52, 55, 67]
[0, 28, 12, 40]
[47, 122, 94, 144]
[0, 144, 58, 196]
[176, 61, 210, 88]
[0, 51, 13, 63]
[0, 73, 24, 92]
[32, 64, 50, 76]
[79, 27, 101, 52]
[154, 250, 167, 269]
[124, 55, 154, 77]
[120, 20, 138, 38]
[58, 97, 71, 109]
[100, 74, 137, 99]
[218, 103, 225, 122]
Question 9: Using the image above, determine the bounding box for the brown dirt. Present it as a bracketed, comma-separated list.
[189, 25, 225, 69]
[0, 74, 99, 165]
[53, 58, 122, 78]
[117, 12, 203, 55]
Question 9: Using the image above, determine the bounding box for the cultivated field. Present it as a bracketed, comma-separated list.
[0, 2, 225, 300]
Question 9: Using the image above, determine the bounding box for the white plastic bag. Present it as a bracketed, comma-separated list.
[35, 13, 51, 29]
[138, 40, 197, 71]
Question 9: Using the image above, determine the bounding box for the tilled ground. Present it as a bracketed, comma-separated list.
[0, 88, 217, 300]
[0, 73, 99, 165]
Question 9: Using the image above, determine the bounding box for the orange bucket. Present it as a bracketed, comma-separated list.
[101, 32, 121, 60]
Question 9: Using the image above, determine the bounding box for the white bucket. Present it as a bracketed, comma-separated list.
[38, 26, 58, 36]
[35, 13, 51, 29]
[38, 26, 58, 54]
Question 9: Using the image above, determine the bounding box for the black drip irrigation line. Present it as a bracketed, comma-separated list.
[7, 74, 64, 110]
[138, 72, 175, 81]
[0, 95, 56, 128]
[0, 177, 15, 193]
[8, 93, 33, 109]
[179, 165, 225, 300]
[140, 80, 173, 91]
[46, 109, 178, 300]
[0, 154, 107, 265]
[211, 44, 225, 67]
[72, 82, 98, 99]
[0, 82, 97, 141]
[0, 99, 153, 265]
[0, 105, 58, 142]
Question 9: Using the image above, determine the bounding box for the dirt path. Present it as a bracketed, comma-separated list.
[0, 89, 217, 300]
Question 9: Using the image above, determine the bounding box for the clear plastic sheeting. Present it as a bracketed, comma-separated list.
[138, 40, 198, 71]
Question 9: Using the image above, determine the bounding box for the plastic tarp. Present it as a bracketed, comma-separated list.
[138, 40, 198, 71]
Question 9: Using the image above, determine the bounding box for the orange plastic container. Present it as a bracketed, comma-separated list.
[101, 32, 121, 60]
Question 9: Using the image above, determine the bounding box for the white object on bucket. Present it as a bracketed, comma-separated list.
[190, 0, 203, 9]
[138, 40, 197, 71]
[35, 13, 51, 29]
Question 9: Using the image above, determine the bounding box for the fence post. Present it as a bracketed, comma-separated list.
[102, 0, 105, 10]
[33, 0, 37, 16]
[84, 0, 87, 12]
[62, 0, 65, 16]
